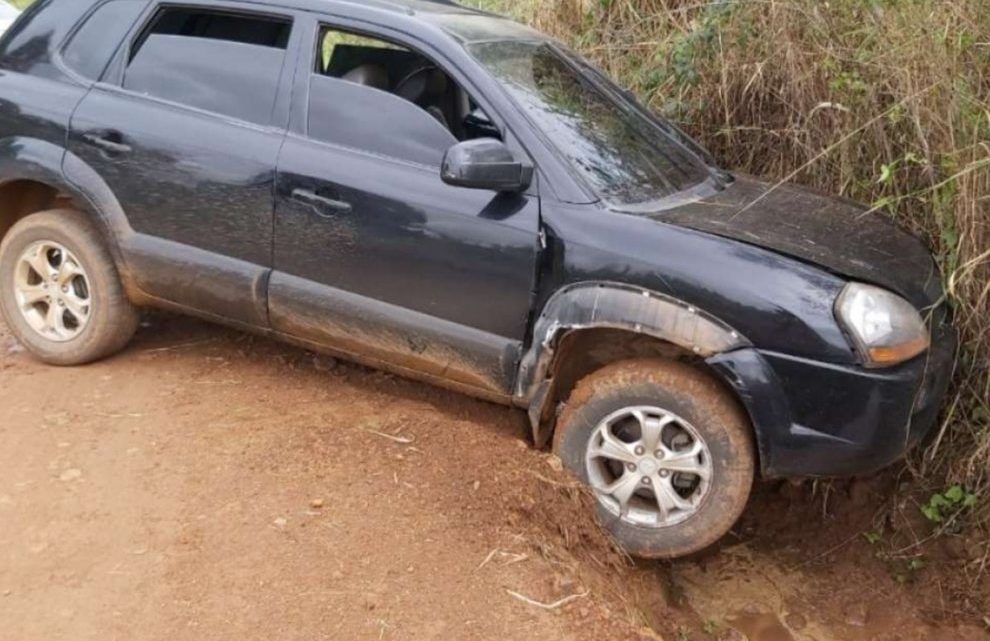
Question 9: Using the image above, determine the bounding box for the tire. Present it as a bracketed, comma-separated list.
[553, 358, 755, 558]
[0, 209, 139, 365]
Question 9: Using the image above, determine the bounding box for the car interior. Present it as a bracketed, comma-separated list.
[318, 29, 501, 142]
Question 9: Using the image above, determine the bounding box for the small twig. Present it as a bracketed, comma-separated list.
[506, 589, 589, 610]
[789, 532, 860, 570]
[141, 339, 216, 354]
[527, 471, 583, 490]
[887, 511, 964, 557]
[365, 429, 415, 444]
[478, 549, 529, 570]
[478, 549, 500, 570]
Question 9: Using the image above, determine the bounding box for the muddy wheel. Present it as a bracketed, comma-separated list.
[0, 209, 139, 365]
[553, 358, 755, 558]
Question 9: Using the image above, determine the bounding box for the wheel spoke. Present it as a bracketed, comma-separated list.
[62, 292, 90, 322]
[590, 427, 639, 464]
[653, 475, 692, 515]
[660, 441, 707, 476]
[640, 414, 673, 451]
[45, 303, 66, 336]
[24, 245, 52, 279]
[17, 284, 48, 307]
[602, 472, 642, 512]
[56, 258, 84, 287]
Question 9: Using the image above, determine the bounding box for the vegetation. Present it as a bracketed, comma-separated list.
[923, 484, 979, 525]
[466, 0, 988, 535]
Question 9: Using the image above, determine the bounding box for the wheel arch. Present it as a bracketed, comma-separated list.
[0, 136, 133, 272]
[516, 282, 752, 447]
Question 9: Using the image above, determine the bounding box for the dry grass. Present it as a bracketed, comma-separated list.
[471, 0, 989, 526]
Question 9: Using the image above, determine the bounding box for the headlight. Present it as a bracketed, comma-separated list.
[835, 283, 929, 367]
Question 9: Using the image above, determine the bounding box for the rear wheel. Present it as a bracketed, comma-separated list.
[553, 358, 755, 558]
[0, 209, 139, 365]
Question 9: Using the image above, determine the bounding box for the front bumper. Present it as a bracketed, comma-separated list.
[707, 318, 956, 478]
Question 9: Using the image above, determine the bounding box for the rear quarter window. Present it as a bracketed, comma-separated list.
[122, 8, 291, 126]
[62, 0, 149, 82]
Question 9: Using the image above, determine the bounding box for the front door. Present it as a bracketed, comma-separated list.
[270, 23, 539, 396]
[68, 4, 298, 326]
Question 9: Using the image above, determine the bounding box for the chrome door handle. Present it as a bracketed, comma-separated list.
[82, 132, 132, 154]
[291, 188, 352, 215]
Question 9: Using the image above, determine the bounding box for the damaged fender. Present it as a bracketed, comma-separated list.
[515, 282, 750, 445]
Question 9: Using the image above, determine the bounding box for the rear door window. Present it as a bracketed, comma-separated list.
[123, 8, 292, 126]
[61, 0, 148, 82]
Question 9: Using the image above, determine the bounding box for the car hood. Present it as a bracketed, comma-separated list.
[635, 175, 943, 309]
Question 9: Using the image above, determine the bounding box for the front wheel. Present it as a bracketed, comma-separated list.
[553, 358, 755, 558]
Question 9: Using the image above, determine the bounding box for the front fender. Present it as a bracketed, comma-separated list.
[515, 281, 750, 403]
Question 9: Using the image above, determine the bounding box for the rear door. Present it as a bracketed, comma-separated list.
[67, 2, 299, 326]
[270, 18, 540, 397]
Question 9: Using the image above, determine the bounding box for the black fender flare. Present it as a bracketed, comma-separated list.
[515, 281, 751, 445]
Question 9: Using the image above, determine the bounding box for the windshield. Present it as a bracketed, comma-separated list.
[0, 2, 18, 19]
[467, 40, 714, 207]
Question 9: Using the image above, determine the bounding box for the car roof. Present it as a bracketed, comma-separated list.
[283, 0, 484, 16]
[256, 0, 547, 43]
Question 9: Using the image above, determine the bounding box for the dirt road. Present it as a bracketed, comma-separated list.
[1, 313, 985, 641]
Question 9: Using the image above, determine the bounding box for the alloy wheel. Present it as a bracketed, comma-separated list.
[12, 240, 92, 342]
[585, 405, 713, 527]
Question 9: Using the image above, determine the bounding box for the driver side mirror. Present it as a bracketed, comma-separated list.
[441, 139, 533, 193]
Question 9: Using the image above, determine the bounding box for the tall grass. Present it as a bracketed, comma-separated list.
[469, 0, 989, 525]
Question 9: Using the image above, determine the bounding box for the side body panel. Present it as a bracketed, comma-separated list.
[537, 201, 854, 364]
[63, 0, 305, 326]
[0, 73, 85, 150]
[274, 139, 539, 344]
[530, 200, 858, 472]
[0, 0, 93, 80]
[68, 89, 285, 326]
[69, 90, 282, 268]
[532, 201, 956, 478]
[269, 12, 540, 397]
[0, 0, 97, 189]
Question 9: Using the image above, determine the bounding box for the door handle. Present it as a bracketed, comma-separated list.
[291, 188, 352, 215]
[82, 132, 132, 155]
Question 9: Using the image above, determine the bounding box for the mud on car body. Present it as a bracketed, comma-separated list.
[0, 0, 956, 558]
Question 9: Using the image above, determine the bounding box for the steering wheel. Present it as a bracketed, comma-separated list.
[394, 64, 441, 104]
[394, 64, 450, 128]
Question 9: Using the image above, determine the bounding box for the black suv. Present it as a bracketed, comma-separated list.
[0, 0, 955, 557]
